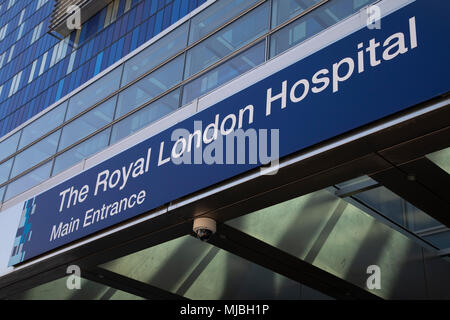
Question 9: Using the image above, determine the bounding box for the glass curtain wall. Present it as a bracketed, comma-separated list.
[0, 0, 378, 202]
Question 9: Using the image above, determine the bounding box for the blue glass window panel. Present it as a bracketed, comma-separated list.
[162, 3, 172, 30]
[98, 29, 107, 50]
[62, 74, 71, 97]
[111, 89, 180, 144]
[121, 22, 188, 86]
[11, 130, 60, 178]
[146, 15, 156, 41]
[182, 40, 265, 105]
[0, 158, 13, 185]
[4, 161, 52, 202]
[270, 0, 377, 57]
[135, 3, 144, 26]
[131, 26, 140, 51]
[188, 0, 196, 11]
[158, 0, 165, 10]
[19, 101, 67, 149]
[0, 185, 4, 203]
[108, 42, 118, 66]
[116, 54, 184, 118]
[113, 18, 122, 42]
[127, 8, 136, 32]
[102, 47, 111, 70]
[87, 38, 95, 59]
[271, 0, 322, 28]
[88, 58, 96, 79]
[108, 41, 116, 66]
[115, 37, 125, 61]
[151, 0, 158, 15]
[94, 51, 103, 76]
[75, 66, 83, 87]
[58, 97, 116, 151]
[55, 78, 64, 101]
[171, 0, 181, 24]
[180, 0, 189, 17]
[188, 0, 260, 44]
[154, 10, 164, 35]
[120, 12, 129, 36]
[123, 32, 132, 56]
[66, 66, 122, 120]
[80, 43, 88, 64]
[138, 17, 149, 46]
[0, 131, 20, 161]
[53, 128, 111, 176]
[118, 0, 126, 16]
[79, 23, 88, 43]
[184, 1, 269, 78]
[92, 33, 100, 55]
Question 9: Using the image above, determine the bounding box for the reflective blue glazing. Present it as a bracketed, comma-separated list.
[270, 0, 377, 57]
[184, 1, 269, 78]
[59, 97, 116, 151]
[121, 22, 189, 86]
[18, 101, 67, 149]
[0, 130, 19, 161]
[182, 41, 265, 105]
[53, 128, 112, 175]
[10, 130, 60, 178]
[111, 89, 180, 144]
[4, 161, 52, 201]
[0, 0, 207, 137]
[271, 0, 322, 28]
[65, 66, 122, 120]
[116, 54, 184, 117]
[188, 0, 260, 44]
[0, 158, 12, 184]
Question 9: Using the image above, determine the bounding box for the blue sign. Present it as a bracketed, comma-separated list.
[9, 0, 450, 265]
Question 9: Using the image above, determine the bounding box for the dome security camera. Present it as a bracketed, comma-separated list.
[193, 217, 217, 241]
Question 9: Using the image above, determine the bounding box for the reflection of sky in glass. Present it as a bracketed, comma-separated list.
[0, 131, 20, 162]
[182, 41, 265, 105]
